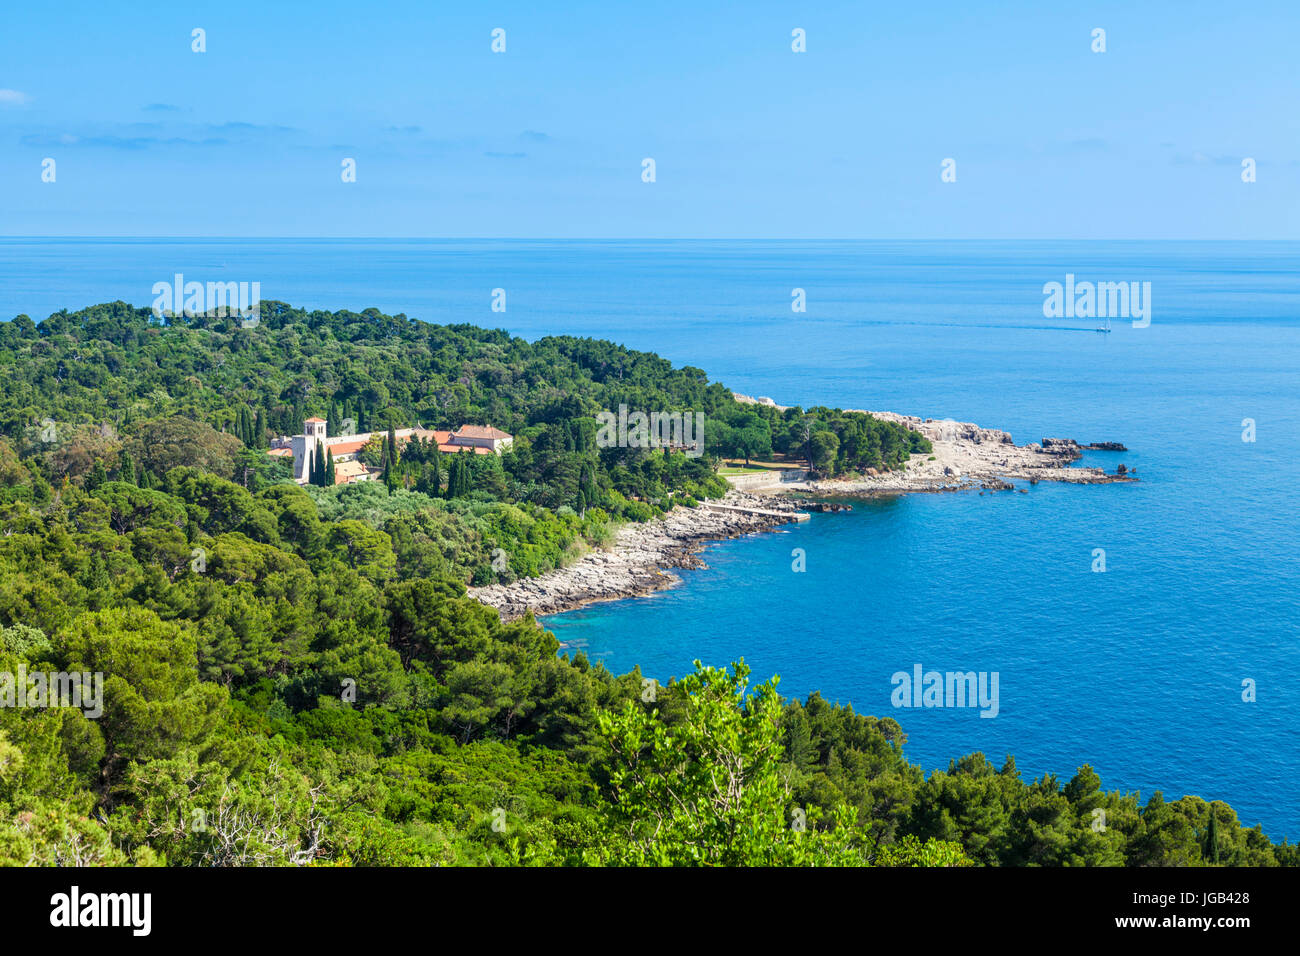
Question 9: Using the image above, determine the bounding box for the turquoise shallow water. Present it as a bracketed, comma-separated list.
[4, 238, 1298, 839]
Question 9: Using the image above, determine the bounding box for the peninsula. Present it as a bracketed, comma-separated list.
[471, 405, 1135, 620]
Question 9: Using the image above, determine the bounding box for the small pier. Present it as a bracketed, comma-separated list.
[702, 503, 810, 522]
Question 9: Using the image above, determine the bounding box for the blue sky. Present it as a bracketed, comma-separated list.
[0, 0, 1296, 238]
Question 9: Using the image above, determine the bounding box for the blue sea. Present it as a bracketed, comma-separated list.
[3, 238, 1297, 840]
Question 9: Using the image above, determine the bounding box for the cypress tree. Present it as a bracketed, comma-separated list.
[313, 439, 326, 486]
[118, 449, 136, 485]
[85, 459, 108, 491]
[81, 551, 110, 597]
[459, 454, 473, 496]
[381, 437, 396, 494]
[445, 455, 458, 498]
[325, 448, 336, 486]
[1207, 811, 1220, 864]
[254, 408, 266, 448]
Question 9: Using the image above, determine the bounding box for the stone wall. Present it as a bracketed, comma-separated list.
[725, 469, 808, 490]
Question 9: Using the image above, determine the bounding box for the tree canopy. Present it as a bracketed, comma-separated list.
[0, 302, 1285, 867]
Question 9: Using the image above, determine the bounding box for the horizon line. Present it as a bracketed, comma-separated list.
[2, 236, 1298, 243]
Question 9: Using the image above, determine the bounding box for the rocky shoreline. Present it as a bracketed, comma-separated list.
[470, 410, 1136, 621]
[785, 413, 1138, 495]
[470, 492, 806, 621]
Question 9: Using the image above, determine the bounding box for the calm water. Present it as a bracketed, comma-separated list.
[4, 238, 1298, 839]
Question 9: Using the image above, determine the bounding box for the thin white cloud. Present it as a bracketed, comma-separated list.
[0, 89, 31, 106]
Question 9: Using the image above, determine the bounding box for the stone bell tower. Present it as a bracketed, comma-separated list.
[293, 417, 328, 482]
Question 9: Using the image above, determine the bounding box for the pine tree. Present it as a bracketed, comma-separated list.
[1206, 810, 1220, 864]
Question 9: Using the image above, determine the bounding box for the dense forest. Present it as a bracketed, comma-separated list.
[0, 302, 1292, 866]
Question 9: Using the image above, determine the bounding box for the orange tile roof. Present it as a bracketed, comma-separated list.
[325, 439, 368, 456]
[401, 428, 453, 445]
[438, 443, 493, 455]
[454, 424, 512, 440]
[334, 459, 372, 484]
[304, 417, 326, 423]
